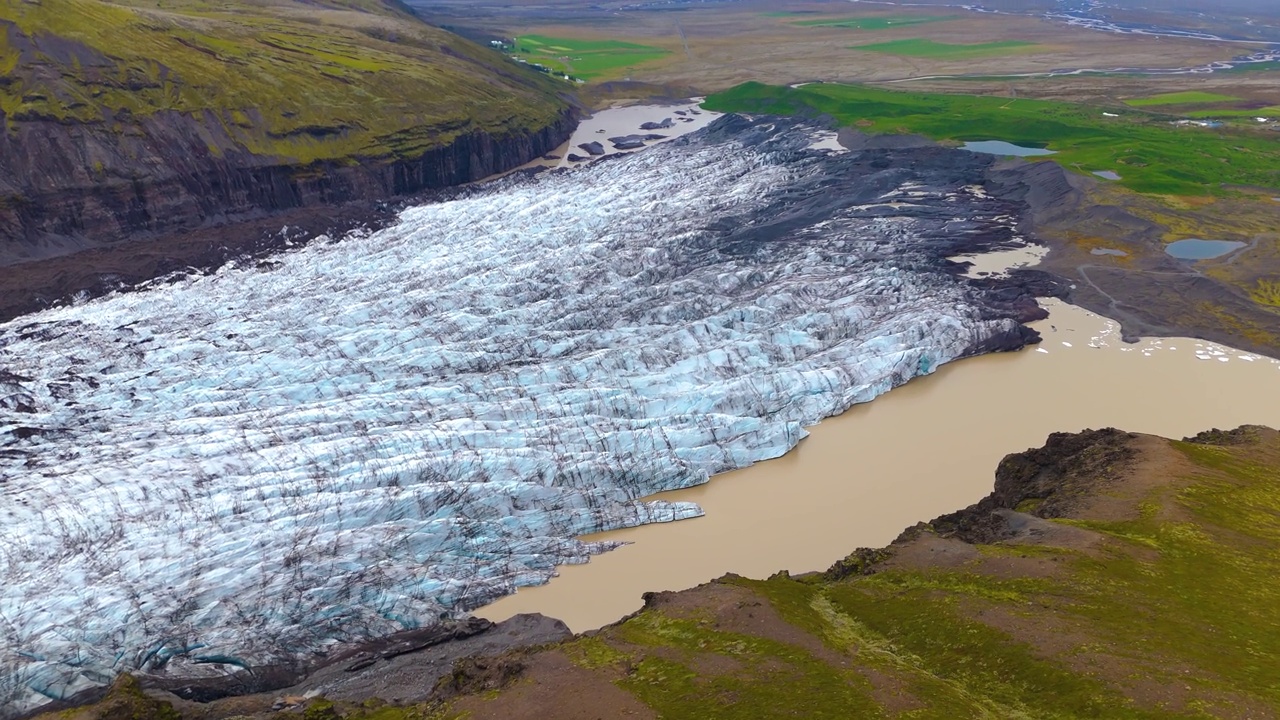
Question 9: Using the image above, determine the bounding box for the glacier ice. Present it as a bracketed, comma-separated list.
[0, 115, 1038, 714]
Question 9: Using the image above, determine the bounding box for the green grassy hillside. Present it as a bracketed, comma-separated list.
[0, 0, 569, 164]
[703, 82, 1280, 196]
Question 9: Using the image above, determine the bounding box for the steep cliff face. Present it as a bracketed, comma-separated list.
[0, 108, 576, 263]
[0, 0, 576, 265]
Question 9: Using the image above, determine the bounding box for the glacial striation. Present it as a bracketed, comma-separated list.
[0, 115, 1041, 716]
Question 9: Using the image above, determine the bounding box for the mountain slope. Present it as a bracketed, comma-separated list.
[0, 0, 574, 264]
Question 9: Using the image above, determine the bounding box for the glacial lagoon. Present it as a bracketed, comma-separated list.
[480, 304, 1280, 632]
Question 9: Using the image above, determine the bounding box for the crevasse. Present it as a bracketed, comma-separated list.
[0, 116, 1029, 714]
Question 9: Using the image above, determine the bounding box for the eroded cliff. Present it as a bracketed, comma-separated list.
[0, 0, 574, 266]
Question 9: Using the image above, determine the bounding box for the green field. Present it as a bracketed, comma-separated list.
[703, 82, 1280, 195]
[1184, 105, 1280, 118]
[511, 35, 670, 80]
[791, 14, 954, 30]
[853, 38, 1038, 59]
[1124, 91, 1242, 107]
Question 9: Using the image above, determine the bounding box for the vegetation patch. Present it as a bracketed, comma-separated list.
[1182, 105, 1280, 119]
[1124, 91, 1242, 107]
[1249, 278, 1280, 308]
[508, 35, 670, 80]
[611, 610, 884, 719]
[791, 14, 954, 30]
[704, 82, 1280, 195]
[852, 38, 1039, 59]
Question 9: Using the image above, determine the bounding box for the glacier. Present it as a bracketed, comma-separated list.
[0, 115, 1041, 715]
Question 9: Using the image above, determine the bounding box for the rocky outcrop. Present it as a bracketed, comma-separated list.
[0, 108, 576, 266]
[922, 428, 1138, 544]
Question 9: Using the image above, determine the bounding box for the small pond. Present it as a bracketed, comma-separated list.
[1090, 248, 1128, 256]
[960, 140, 1057, 157]
[1092, 170, 1122, 180]
[1165, 239, 1247, 260]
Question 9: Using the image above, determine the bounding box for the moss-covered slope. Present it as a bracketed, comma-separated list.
[2, 0, 566, 158]
[0, 0, 573, 261]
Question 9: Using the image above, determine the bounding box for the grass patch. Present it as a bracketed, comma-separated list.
[510, 35, 670, 80]
[611, 610, 883, 719]
[792, 14, 954, 30]
[1183, 105, 1280, 119]
[853, 38, 1039, 59]
[1124, 91, 1242, 107]
[703, 82, 1280, 195]
[1249, 278, 1280, 307]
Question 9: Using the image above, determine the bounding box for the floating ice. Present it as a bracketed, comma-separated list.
[0, 116, 1034, 714]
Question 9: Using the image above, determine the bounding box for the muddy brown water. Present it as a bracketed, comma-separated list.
[479, 299, 1280, 632]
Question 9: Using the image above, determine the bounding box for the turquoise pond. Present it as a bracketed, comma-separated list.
[960, 140, 1056, 157]
[1165, 239, 1247, 260]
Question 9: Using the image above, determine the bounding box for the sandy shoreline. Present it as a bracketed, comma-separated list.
[479, 298, 1280, 631]
[508, 99, 723, 174]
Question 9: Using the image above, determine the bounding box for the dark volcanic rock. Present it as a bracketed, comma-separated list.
[271, 614, 569, 708]
[1183, 425, 1268, 446]
[640, 118, 674, 130]
[926, 428, 1139, 544]
[577, 141, 605, 156]
[0, 111, 577, 323]
[566, 153, 588, 163]
[0, 109, 577, 267]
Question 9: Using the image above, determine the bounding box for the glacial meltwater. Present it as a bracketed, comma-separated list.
[961, 140, 1057, 157]
[0, 115, 1041, 715]
[480, 299, 1280, 632]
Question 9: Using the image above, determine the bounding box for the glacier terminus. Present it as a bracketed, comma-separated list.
[0, 115, 1049, 715]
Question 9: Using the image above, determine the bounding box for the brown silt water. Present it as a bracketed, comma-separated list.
[479, 299, 1280, 631]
